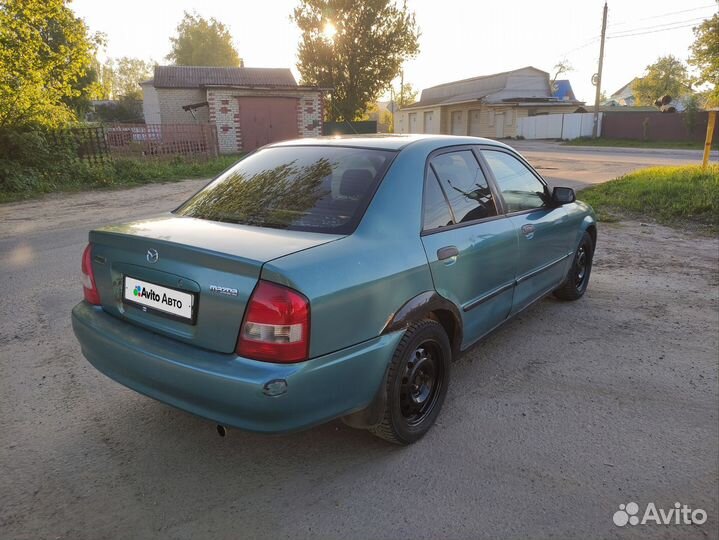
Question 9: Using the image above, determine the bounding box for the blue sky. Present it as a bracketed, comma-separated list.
[71, 0, 717, 103]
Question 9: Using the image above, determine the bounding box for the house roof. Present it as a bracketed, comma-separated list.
[610, 78, 639, 98]
[401, 66, 582, 110]
[150, 66, 298, 88]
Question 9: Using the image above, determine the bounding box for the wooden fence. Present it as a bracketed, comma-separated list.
[59, 123, 219, 164]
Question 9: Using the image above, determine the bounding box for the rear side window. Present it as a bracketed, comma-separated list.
[175, 146, 394, 234]
[482, 150, 548, 212]
[423, 169, 454, 231]
[430, 150, 497, 223]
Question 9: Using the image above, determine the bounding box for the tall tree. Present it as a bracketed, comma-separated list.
[114, 57, 153, 100]
[167, 12, 242, 67]
[632, 55, 691, 106]
[293, 0, 420, 121]
[688, 13, 718, 107]
[0, 0, 99, 127]
[396, 82, 418, 108]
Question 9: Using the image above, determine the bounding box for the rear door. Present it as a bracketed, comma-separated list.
[481, 148, 574, 313]
[420, 147, 517, 347]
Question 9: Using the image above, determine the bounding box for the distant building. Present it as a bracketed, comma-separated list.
[604, 79, 639, 106]
[141, 66, 326, 153]
[394, 66, 583, 138]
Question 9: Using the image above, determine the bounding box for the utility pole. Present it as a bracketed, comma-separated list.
[592, 2, 608, 138]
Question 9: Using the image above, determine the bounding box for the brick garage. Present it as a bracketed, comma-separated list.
[142, 66, 325, 154]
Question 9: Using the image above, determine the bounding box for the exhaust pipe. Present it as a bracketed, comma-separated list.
[216, 424, 227, 437]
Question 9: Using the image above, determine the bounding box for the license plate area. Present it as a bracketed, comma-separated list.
[123, 275, 197, 324]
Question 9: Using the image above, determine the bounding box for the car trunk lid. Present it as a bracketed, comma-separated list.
[89, 214, 342, 353]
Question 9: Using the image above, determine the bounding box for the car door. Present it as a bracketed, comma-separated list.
[420, 147, 517, 348]
[481, 148, 575, 314]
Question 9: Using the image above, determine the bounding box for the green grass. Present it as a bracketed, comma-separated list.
[580, 165, 719, 231]
[0, 154, 243, 204]
[564, 137, 715, 150]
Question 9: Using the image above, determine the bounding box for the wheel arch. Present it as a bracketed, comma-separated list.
[381, 290, 462, 357]
[343, 294, 460, 431]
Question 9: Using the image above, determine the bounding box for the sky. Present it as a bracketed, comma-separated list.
[71, 0, 718, 104]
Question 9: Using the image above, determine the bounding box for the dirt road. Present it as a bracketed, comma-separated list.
[1, 148, 717, 539]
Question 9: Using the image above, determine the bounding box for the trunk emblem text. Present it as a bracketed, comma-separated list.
[209, 285, 239, 297]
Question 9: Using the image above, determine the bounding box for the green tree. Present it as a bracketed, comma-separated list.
[114, 57, 153, 100]
[0, 0, 99, 127]
[396, 82, 418, 107]
[688, 13, 718, 107]
[632, 55, 691, 106]
[167, 12, 242, 67]
[293, 0, 420, 121]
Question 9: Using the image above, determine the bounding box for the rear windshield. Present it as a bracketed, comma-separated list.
[175, 146, 395, 234]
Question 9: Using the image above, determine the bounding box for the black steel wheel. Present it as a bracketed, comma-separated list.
[554, 231, 594, 301]
[370, 319, 451, 445]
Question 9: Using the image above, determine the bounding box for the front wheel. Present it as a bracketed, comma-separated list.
[554, 231, 594, 301]
[370, 319, 451, 445]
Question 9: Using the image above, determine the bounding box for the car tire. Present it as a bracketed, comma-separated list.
[554, 231, 594, 301]
[369, 319, 451, 445]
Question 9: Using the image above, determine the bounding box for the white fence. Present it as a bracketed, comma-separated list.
[517, 112, 602, 140]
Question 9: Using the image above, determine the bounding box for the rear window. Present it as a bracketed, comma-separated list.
[175, 146, 395, 234]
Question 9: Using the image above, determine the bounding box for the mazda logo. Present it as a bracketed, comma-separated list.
[146, 249, 159, 264]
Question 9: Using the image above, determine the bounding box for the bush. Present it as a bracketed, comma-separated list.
[0, 126, 242, 202]
[0, 127, 92, 193]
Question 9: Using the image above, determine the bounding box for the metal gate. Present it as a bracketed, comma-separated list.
[238, 97, 299, 151]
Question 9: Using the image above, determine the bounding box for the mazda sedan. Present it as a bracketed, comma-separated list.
[72, 135, 596, 444]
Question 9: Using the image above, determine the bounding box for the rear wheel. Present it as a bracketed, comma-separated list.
[370, 319, 451, 445]
[554, 231, 594, 301]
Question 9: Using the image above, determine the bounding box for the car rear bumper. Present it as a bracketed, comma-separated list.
[72, 302, 402, 433]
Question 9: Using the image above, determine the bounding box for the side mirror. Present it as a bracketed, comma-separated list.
[552, 186, 576, 205]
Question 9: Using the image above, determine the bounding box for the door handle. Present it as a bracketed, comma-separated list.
[437, 246, 459, 261]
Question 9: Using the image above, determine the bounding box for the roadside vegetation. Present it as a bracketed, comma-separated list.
[564, 138, 715, 150]
[0, 129, 240, 203]
[580, 165, 719, 231]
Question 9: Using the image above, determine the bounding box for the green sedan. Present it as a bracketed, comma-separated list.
[72, 135, 596, 444]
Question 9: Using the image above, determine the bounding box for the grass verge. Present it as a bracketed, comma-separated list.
[564, 138, 716, 150]
[580, 165, 719, 232]
[0, 154, 242, 204]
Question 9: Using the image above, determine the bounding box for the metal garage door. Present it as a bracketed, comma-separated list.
[469, 109, 482, 136]
[450, 111, 464, 135]
[237, 97, 299, 151]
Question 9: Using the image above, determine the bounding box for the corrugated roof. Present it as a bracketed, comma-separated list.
[152, 66, 297, 88]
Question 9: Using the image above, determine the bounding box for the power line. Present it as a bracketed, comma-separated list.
[608, 4, 717, 27]
[607, 16, 708, 37]
[606, 21, 703, 39]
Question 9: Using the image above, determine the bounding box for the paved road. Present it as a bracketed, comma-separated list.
[1, 147, 717, 539]
[507, 140, 712, 190]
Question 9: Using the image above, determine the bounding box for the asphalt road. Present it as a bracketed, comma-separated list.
[1, 144, 717, 539]
[507, 140, 714, 190]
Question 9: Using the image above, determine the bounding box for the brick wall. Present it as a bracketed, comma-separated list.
[297, 93, 323, 138]
[207, 88, 324, 154]
[156, 88, 208, 124]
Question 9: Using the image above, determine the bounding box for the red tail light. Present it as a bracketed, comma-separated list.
[237, 280, 310, 363]
[81, 244, 101, 305]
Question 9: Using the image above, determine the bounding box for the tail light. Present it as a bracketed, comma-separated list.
[81, 244, 101, 305]
[236, 280, 310, 363]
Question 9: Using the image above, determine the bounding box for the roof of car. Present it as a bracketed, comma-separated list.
[268, 134, 512, 151]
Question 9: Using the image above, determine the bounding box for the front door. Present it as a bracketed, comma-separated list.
[420, 148, 517, 347]
[481, 148, 574, 313]
[237, 97, 299, 151]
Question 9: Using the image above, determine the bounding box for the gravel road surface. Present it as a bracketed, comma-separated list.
[1, 145, 717, 539]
